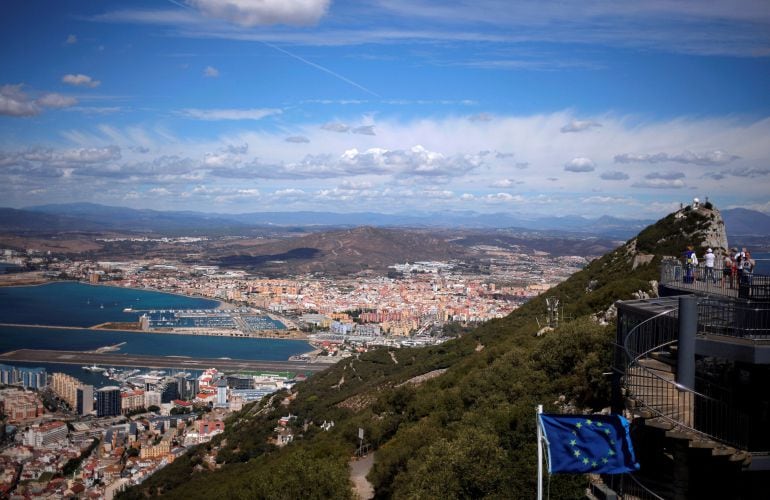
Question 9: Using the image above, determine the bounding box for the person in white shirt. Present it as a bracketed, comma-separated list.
[703, 248, 716, 284]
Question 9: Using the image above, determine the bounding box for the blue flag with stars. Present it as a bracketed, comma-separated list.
[538, 413, 639, 474]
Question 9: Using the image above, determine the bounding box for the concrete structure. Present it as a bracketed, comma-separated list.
[24, 421, 67, 447]
[608, 263, 770, 498]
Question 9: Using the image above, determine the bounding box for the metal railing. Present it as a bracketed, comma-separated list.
[660, 258, 770, 301]
[697, 296, 770, 339]
[621, 306, 753, 450]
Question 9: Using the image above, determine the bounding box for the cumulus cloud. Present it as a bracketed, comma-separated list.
[179, 108, 281, 120]
[62, 74, 101, 88]
[0, 85, 77, 116]
[560, 120, 602, 133]
[321, 122, 350, 133]
[60, 145, 122, 163]
[600, 170, 629, 180]
[564, 157, 596, 172]
[352, 125, 376, 136]
[186, 0, 330, 27]
[484, 192, 524, 202]
[615, 150, 740, 166]
[285, 135, 310, 143]
[208, 145, 483, 181]
[203, 66, 219, 78]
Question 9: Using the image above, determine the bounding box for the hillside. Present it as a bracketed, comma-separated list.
[216, 226, 469, 275]
[119, 205, 720, 499]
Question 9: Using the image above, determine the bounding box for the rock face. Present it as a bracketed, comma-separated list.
[698, 207, 729, 255]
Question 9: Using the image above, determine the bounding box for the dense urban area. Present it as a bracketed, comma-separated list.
[0, 242, 590, 497]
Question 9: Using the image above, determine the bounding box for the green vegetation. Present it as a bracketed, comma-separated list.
[120, 208, 716, 499]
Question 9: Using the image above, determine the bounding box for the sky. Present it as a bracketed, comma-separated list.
[1, 0, 769, 218]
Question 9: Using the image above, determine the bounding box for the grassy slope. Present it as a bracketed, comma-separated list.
[120, 208, 711, 499]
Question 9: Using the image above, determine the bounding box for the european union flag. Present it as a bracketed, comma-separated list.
[538, 413, 639, 474]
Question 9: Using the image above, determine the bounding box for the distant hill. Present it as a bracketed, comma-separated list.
[120, 204, 725, 499]
[10, 202, 653, 237]
[0, 207, 102, 232]
[722, 207, 770, 236]
[216, 226, 468, 275]
[24, 203, 253, 234]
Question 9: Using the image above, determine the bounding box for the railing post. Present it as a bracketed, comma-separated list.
[677, 296, 697, 389]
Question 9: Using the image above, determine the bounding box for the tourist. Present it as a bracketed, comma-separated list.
[703, 248, 716, 284]
[723, 253, 734, 289]
[683, 245, 697, 284]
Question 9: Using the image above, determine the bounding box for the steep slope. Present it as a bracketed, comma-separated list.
[119, 204, 723, 500]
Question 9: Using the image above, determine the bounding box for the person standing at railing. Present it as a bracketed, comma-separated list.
[703, 248, 716, 284]
[723, 253, 734, 289]
[683, 245, 697, 284]
[744, 250, 755, 285]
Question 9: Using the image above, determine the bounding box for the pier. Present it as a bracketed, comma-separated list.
[0, 349, 331, 374]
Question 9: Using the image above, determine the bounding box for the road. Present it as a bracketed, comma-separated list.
[0, 349, 332, 373]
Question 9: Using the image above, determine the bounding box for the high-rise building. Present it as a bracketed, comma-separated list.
[160, 379, 179, 403]
[51, 372, 93, 415]
[96, 386, 121, 417]
[0, 364, 46, 389]
[76, 385, 94, 415]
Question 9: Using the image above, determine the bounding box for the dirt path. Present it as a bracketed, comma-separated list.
[350, 453, 375, 500]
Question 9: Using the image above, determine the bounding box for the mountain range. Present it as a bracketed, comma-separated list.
[1, 202, 767, 240]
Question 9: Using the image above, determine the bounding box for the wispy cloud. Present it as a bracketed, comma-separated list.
[179, 107, 282, 120]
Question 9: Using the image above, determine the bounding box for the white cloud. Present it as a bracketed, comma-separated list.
[631, 179, 686, 189]
[0, 84, 40, 116]
[564, 157, 596, 172]
[60, 146, 122, 163]
[285, 135, 310, 143]
[614, 150, 740, 166]
[66, 34, 77, 44]
[179, 108, 281, 120]
[490, 179, 518, 188]
[62, 74, 101, 88]
[186, 0, 330, 27]
[203, 66, 219, 78]
[561, 120, 601, 133]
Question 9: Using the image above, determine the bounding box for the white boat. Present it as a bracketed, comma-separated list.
[82, 365, 107, 373]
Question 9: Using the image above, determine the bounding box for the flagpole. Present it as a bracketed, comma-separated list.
[537, 404, 543, 500]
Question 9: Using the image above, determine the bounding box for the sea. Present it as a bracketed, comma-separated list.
[0, 282, 312, 386]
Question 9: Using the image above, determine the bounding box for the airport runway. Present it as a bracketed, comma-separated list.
[0, 349, 331, 374]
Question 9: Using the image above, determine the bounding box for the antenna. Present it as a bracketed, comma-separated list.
[545, 297, 560, 328]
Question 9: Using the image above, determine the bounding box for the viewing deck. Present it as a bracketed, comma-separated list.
[659, 258, 770, 302]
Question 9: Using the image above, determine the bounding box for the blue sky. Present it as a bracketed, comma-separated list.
[1, 0, 769, 217]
